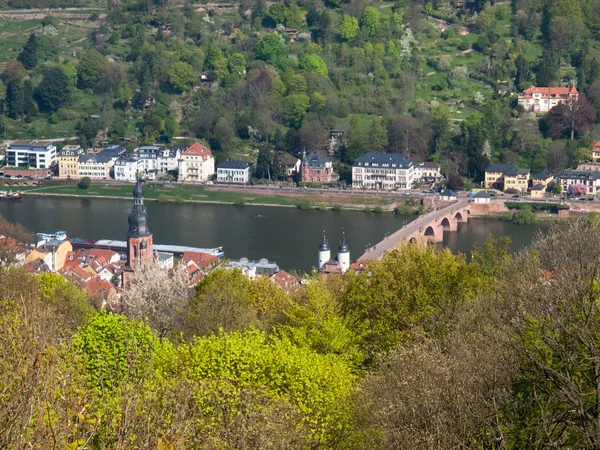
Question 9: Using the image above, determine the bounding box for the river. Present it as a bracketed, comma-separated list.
[0, 197, 551, 272]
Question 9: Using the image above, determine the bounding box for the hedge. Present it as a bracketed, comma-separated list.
[504, 202, 569, 213]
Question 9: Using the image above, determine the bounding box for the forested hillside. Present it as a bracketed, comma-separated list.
[3, 218, 600, 448]
[1, 0, 600, 181]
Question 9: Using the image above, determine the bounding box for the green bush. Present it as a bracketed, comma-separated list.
[332, 204, 342, 211]
[317, 203, 327, 211]
[234, 198, 247, 207]
[512, 205, 537, 225]
[296, 199, 313, 210]
[394, 205, 412, 215]
[505, 202, 569, 213]
[363, 207, 371, 213]
[373, 206, 383, 214]
[78, 177, 91, 190]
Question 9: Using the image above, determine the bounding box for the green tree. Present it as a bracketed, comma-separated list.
[360, 7, 381, 38]
[283, 93, 310, 128]
[5, 80, 24, 119]
[34, 66, 71, 113]
[164, 114, 179, 139]
[255, 33, 286, 65]
[17, 33, 38, 70]
[341, 245, 482, 362]
[339, 14, 359, 41]
[78, 177, 91, 189]
[167, 61, 197, 92]
[268, 3, 286, 24]
[369, 119, 388, 152]
[228, 53, 247, 75]
[77, 49, 106, 89]
[299, 54, 328, 77]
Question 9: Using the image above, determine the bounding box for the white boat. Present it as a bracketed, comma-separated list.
[36, 231, 67, 241]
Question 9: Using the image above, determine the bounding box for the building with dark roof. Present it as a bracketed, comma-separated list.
[301, 150, 334, 183]
[484, 163, 530, 192]
[556, 170, 600, 195]
[216, 160, 252, 183]
[352, 152, 415, 190]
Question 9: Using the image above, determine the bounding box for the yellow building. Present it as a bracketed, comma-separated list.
[58, 145, 83, 179]
[484, 163, 530, 192]
[26, 240, 73, 272]
[530, 170, 554, 198]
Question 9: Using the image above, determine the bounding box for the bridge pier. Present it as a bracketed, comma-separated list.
[454, 210, 468, 223]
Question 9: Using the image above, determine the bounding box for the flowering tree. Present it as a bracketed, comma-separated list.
[568, 183, 587, 196]
[121, 258, 189, 337]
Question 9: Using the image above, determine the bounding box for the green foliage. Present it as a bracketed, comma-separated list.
[167, 61, 197, 92]
[341, 245, 482, 361]
[255, 33, 286, 65]
[296, 199, 313, 209]
[71, 312, 164, 393]
[339, 14, 359, 41]
[283, 93, 310, 128]
[299, 54, 328, 77]
[35, 66, 71, 113]
[360, 7, 381, 38]
[77, 49, 106, 89]
[17, 33, 38, 70]
[512, 204, 537, 224]
[78, 177, 91, 189]
[505, 202, 569, 213]
[177, 329, 356, 443]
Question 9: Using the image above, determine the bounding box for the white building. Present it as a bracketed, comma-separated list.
[216, 160, 252, 183]
[6, 140, 57, 169]
[228, 257, 280, 278]
[518, 86, 578, 113]
[413, 161, 441, 183]
[178, 143, 215, 182]
[352, 153, 414, 190]
[556, 170, 600, 194]
[77, 153, 114, 179]
[136, 145, 181, 175]
[114, 154, 145, 182]
[473, 191, 491, 203]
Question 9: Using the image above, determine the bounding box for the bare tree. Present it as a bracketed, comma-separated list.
[120, 258, 189, 337]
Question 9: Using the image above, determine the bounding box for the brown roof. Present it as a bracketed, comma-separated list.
[270, 270, 297, 288]
[23, 258, 50, 273]
[82, 277, 116, 299]
[181, 251, 219, 271]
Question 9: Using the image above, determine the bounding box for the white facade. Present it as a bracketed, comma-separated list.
[6, 140, 57, 169]
[77, 154, 114, 179]
[178, 143, 215, 182]
[413, 162, 441, 182]
[216, 161, 251, 183]
[114, 155, 145, 182]
[352, 153, 415, 190]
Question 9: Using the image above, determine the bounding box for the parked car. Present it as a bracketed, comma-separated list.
[512, 194, 520, 198]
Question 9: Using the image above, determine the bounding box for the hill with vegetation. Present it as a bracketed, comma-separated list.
[0, 0, 599, 184]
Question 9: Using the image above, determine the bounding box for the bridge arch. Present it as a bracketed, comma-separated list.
[455, 211, 463, 220]
[424, 226, 436, 237]
[409, 237, 417, 244]
[440, 217, 451, 228]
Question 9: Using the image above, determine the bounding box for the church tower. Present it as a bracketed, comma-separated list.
[318, 231, 330, 270]
[338, 232, 350, 274]
[126, 179, 153, 267]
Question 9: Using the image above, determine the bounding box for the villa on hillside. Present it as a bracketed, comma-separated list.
[518, 85, 578, 113]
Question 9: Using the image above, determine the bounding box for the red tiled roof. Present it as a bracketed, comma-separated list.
[521, 86, 578, 99]
[89, 248, 118, 261]
[183, 142, 212, 157]
[82, 277, 116, 299]
[66, 265, 94, 282]
[270, 270, 297, 288]
[182, 251, 219, 271]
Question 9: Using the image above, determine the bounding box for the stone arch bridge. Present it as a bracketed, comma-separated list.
[359, 199, 472, 261]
